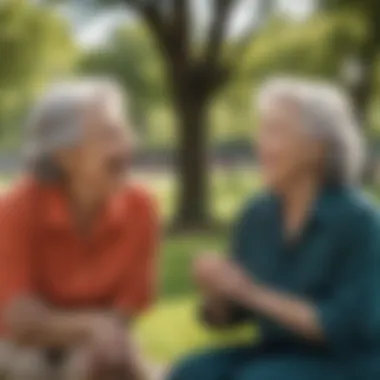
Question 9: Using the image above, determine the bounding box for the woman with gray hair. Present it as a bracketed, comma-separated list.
[0, 79, 159, 380]
[169, 78, 380, 380]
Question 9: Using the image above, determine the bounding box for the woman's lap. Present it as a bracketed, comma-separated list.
[235, 354, 344, 380]
[168, 346, 254, 380]
[168, 345, 345, 380]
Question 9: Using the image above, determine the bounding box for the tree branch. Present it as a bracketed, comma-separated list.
[120, 1, 169, 46]
[203, 0, 234, 66]
[142, 2, 167, 38]
[124, 0, 191, 75]
[170, 0, 190, 59]
[121, 0, 144, 9]
[172, 0, 188, 33]
[127, 1, 174, 61]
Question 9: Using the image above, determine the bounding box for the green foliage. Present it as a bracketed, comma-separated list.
[240, 12, 366, 82]
[320, 0, 380, 14]
[206, 11, 367, 145]
[0, 0, 77, 147]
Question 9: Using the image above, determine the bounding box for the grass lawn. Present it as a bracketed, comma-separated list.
[160, 232, 226, 298]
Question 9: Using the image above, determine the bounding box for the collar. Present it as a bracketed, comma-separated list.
[268, 183, 350, 228]
[41, 184, 126, 231]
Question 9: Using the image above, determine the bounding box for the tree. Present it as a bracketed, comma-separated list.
[317, 0, 380, 181]
[241, 14, 363, 80]
[50, 0, 275, 228]
[320, 0, 380, 125]
[0, 0, 76, 147]
[89, 0, 275, 229]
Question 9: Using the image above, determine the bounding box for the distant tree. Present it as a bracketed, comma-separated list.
[241, 14, 363, 81]
[0, 0, 76, 147]
[320, 0, 380, 125]
[316, 0, 380, 181]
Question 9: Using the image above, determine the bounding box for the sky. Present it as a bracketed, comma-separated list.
[59, 0, 316, 49]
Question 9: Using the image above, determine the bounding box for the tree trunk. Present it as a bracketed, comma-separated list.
[173, 97, 211, 230]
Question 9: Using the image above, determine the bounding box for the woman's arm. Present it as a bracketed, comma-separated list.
[194, 255, 323, 340]
[196, 210, 380, 348]
[234, 283, 324, 341]
[241, 212, 380, 347]
[5, 296, 124, 347]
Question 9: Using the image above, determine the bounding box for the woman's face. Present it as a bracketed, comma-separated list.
[256, 98, 323, 191]
[56, 97, 132, 197]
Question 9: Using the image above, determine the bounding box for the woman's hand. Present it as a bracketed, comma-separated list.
[200, 297, 232, 327]
[193, 254, 254, 301]
[193, 254, 324, 342]
[85, 314, 127, 366]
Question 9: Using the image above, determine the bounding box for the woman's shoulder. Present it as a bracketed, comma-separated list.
[0, 176, 40, 209]
[235, 191, 277, 224]
[124, 181, 154, 202]
[122, 181, 158, 217]
[333, 188, 379, 223]
[328, 188, 380, 238]
[0, 176, 42, 230]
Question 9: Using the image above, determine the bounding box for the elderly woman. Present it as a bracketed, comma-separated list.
[169, 78, 380, 380]
[0, 80, 159, 380]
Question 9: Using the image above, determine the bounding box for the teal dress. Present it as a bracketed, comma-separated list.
[168, 186, 380, 380]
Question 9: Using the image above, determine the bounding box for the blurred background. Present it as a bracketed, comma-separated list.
[1, 0, 380, 362]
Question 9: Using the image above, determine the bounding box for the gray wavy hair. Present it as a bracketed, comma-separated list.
[24, 78, 124, 182]
[257, 77, 365, 185]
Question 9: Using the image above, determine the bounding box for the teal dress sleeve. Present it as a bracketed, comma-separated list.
[316, 210, 380, 353]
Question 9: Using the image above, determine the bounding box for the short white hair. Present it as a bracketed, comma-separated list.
[24, 78, 125, 181]
[258, 77, 365, 184]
